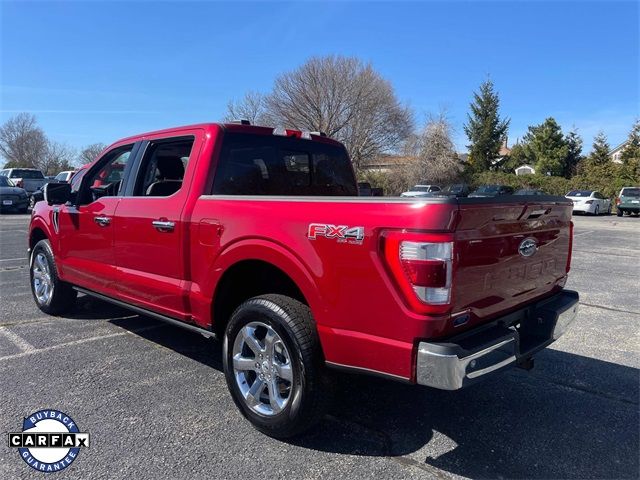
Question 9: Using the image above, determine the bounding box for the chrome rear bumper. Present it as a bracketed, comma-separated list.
[416, 290, 579, 390]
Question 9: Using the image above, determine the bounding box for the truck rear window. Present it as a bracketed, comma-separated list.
[212, 133, 357, 196]
[621, 188, 640, 197]
[10, 169, 44, 179]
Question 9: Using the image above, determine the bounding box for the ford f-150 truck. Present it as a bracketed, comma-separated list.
[29, 122, 579, 438]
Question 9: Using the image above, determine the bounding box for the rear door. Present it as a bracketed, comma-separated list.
[112, 130, 202, 319]
[451, 196, 573, 329]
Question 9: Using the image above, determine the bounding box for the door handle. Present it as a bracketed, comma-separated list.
[152, 220, 175, 232]
[94, 216, 111, 227]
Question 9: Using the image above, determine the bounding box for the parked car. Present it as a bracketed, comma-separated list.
[565, 190, 611, 215]
[515, 188, 546, 196]
[400, 184, 441, 197]
[53, 170, 76, 183]
[615, 187, 640, 216]
[437, 184, 470, 198]
[468, 185, 515, 198]
[0, 176, 29, 213]
[357, 182, 372, 196]
[30, 121, 578, 438]
[0, 168, 48, 194]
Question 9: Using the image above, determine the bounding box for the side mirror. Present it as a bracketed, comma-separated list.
[44, 182, 72, 206]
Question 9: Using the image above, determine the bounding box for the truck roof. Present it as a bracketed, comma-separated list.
[113, 122, 343, 148]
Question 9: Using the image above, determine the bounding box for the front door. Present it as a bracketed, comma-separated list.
[112, 132, 201, 319]
[56, 144, 135, 294]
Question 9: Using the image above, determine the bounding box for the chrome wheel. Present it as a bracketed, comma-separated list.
[29, 196, 35, 209]
[232, 321, 293, 416]
[32, 252, 53, 305]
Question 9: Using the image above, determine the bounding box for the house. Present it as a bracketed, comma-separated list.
[515, 164, 535, 175]
[609, 140, 629, 164]
[360, 154, 417, 173]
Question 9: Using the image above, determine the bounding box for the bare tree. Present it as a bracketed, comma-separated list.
[0, 113, 48, 169]
[224, 91, 268, 125]
[42, 141, 76, 175]
[79, 143, 107, 165]
[250, 56, 413, 170]
[405, 112, 462, 185]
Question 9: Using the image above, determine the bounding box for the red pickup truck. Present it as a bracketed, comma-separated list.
[29, 122, 579, 437]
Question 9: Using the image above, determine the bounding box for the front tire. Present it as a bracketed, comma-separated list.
[223, 294, 333, 438]
[617, 209, 623, 217]
[30, 239, 77, 315]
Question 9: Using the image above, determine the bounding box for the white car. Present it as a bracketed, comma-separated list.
[565, 190, 611, 215]
[400, 185, 441, 197]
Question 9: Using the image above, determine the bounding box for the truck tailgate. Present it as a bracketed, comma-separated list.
[451, 196, 573, 330]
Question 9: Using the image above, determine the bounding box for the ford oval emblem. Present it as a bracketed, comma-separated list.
[518, 238, 538, 257]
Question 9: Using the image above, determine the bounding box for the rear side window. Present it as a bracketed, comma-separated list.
[212, 133, 357, 196]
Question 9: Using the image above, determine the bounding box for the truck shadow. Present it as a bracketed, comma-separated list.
[94, 296, 638, 480]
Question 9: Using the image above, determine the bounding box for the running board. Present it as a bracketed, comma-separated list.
[72, 286, 217, 339]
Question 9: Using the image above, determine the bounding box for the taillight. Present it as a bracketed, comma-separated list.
[382, 231, 454, 314]
[16, 179, 23, 188]
[566, 221, 573, 273]
[616, 197, 621, 205]
[585, 200, 593, 204]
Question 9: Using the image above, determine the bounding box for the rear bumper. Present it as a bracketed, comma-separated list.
[572, 203, 594, 213]
[416, 289, 579, 390]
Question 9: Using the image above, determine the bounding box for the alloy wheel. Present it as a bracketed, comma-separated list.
[232, 321, 294, 416]
[32, 252, 53, 305]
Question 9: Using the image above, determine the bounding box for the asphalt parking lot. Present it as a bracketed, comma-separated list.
[0, 213, 638, 479]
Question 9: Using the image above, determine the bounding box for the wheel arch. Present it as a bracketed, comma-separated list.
[208, 240, 324, 340]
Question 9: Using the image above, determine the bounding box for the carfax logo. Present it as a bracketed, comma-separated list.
[7, 409, 89, 473]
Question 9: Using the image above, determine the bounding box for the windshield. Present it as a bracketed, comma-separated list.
[621, 188, 640, 197]
[446, 185, 464, 193]
[476, 185, 500, 193]
[9, 169, 44, 179]
[0, 176, 13, 187]
[567, 190, 593, 197]
[412, 186, 430, 192]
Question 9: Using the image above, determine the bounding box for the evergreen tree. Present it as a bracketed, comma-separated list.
[589, 131, 611, 166]
[619, 121, 640, 183]
[522, 117, 568, 176]
[463, 79, 510, 171]
[563, 128, 583, 177]
[620, 120, 640, 163]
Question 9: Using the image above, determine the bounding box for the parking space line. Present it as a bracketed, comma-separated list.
[0, 257, 27, 262]
[0, 324, 164, 362]
[573, 230, 594, 237]
[0, 327, 35, 353]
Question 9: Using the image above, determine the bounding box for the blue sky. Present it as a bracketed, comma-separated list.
[1, 1, 638, 154]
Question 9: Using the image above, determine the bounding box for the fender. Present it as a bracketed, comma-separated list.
[189, 238, 325, 331]
[28, 210, 56, 255]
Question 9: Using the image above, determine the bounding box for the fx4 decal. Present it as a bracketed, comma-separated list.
[307, 223, 365, 244]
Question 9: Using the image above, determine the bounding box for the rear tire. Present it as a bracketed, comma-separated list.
[223, 294, 334, 438]
[617, 209, 623, 217]
[30, 239, 77, 315]
[594, 205, 600, 216]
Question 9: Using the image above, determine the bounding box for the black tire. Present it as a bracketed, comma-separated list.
[30, 239, 77, 315]
[223, 294, 333, 438]
[594, 205, 599, 216]
[617, 209, 623, 217]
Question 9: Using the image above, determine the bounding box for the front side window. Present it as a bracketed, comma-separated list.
[212, 133, 356, 196]
[77, 145, 133, 204]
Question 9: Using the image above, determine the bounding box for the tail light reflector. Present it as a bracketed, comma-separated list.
[566, 221, 574, 273]
[382, 231, 454, 314]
